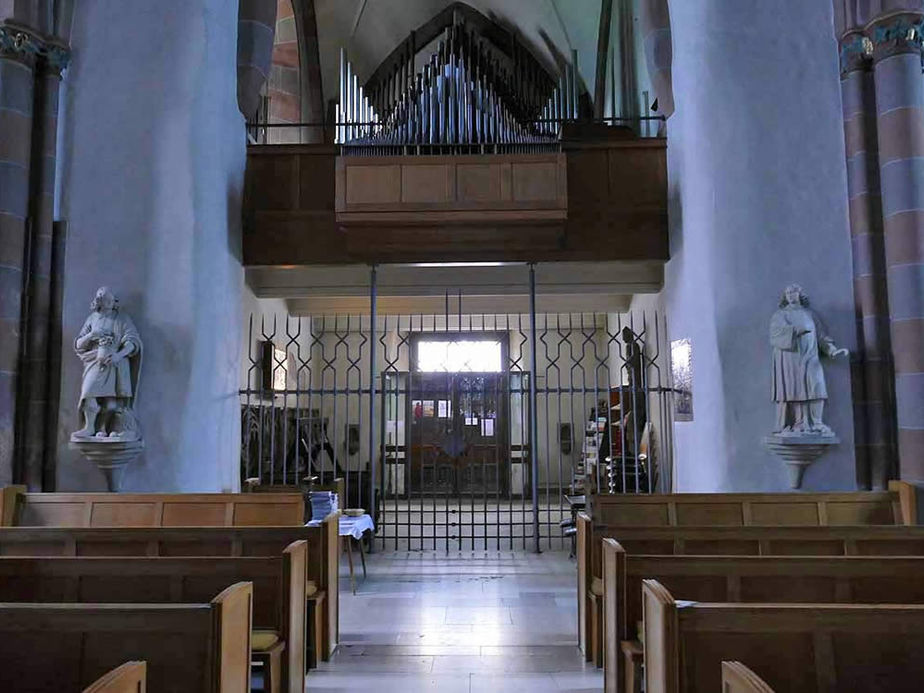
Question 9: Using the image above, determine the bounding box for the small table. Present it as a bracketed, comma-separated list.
[339, 513, 374, 594]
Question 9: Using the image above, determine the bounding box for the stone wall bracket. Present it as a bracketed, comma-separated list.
[763, 434, 839, 489]
[69, 438, 144, 492]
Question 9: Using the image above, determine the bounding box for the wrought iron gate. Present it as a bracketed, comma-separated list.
[240, 269, 673, 551]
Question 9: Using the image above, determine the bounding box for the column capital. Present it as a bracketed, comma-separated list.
[839, 30, 874, 76]
[0, 21, 70, 74]
[866, 12, 924, 63]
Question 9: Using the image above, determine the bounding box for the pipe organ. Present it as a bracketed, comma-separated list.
[336, 19, 580, 152]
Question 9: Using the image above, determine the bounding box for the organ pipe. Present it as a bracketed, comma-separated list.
[335, 19, 580, 149]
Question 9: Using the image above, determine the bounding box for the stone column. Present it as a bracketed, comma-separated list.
[237, 0, 277, 119]
[639, 0, 674, 120]
[20, 50, 68, 490]
[839, 31, 896, 489]
[0, 22, 37, 484]
[869, 12, 924, 481]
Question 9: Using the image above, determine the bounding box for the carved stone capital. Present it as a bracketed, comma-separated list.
[0, 21, 70, 74]
[867, 12, 924, 63]
[839, 30, 873, 76]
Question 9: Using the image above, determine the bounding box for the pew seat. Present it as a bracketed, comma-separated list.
[642, 579, 924, 692]
[0, 519, 340, 661]
[83, 661, 146, 693]
[0, 582, 252, 693]
[603, 540, 924, 693]
[0, 543, 307, 693]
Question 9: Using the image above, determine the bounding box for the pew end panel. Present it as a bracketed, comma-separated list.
[642, 579, 680, 693]
[283, 539, 308, 693]
[82, 661, 146, 693]
[721, 661, 775, 693]
[212, 581, 253, 693]
[577, 511, 592, 657]
[889, 480, 920, 525]
[602, 538, 627, 693]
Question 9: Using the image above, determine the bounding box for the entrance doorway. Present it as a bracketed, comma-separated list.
[409, 335, 510, 497]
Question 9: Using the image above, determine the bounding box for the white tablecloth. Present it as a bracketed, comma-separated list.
[338, 513, 374, 540]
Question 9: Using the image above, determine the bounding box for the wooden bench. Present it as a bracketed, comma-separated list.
[0, 541, 306, 693]
[0, 581, 251, 693]
[603, 540, 924, 692]
[578, 484, 917, 665]
[83, 661, 146, 693]
[0, 487, 305, 527]
[0, 518, 340, 661]
[721, 662, 774, 693]
[642, 579, 924, 692]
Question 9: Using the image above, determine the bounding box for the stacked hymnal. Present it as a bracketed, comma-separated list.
[309, 491, 339, 521]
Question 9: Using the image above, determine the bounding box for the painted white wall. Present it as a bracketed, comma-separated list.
[664, 0, 857, 491]
[55, 0, 246, 492]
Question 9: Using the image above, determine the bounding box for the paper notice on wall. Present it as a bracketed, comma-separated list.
[482, 419, 495, 437]
[438, 400, 450, 418]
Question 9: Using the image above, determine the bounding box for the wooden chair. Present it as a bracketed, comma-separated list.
[83, 661, 146, 693]
[0, 582, 252, 693]
[721, 662, 774, 693]
[0, 542, 307, 693]
[603, 539, 924, 692]
[642, 579, 924, 692]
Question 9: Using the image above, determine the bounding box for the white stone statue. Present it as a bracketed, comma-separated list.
[770, 283, 848, 436]
[72, 287, 143, 441]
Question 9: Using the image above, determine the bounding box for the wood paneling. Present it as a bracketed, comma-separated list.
[242, 136, 668, 264]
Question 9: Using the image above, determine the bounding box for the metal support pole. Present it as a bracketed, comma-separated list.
[528, 264, 541, 553]
[368, 265, 378, 553]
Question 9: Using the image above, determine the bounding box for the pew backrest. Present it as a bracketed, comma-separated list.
[0, 488, 304, 527]
[0, 542, 306, 693]
[0, 582, 251, 693]
[642, 579, 924, 693]
[721, 662, 774, 693]
[83, 661, 146, 693]
[592, 489, 907, 529]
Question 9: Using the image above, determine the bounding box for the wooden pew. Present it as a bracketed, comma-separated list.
[0, 517, 340, 661]
[603, 540, 924, 692]
[0, 542, 306, 693]
[578, 484, 917, 664]
[0, 487, 305, 527]
[0, 581, 251, 693]
[721, 662, 774, 693]
[642, 579, 924, 692]
[83, 661, 146, 693]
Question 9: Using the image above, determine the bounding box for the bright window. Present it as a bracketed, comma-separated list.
[416, 340, 502, 373]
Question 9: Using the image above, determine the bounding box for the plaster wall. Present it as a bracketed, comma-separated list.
[55, 0, 246, 492]
[664, 0, 858, 491]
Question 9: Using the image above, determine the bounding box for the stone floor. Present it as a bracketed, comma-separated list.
[306, 550, 602, 692]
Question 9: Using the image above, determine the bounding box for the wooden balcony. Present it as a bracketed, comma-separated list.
[242, 133, 668, 265]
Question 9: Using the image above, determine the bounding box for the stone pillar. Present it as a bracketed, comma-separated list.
[839, 31, 896, 489]
[56, 0, 246, 491]
[869, 12, 924, 481]
[664, 0, 858, 491]
[639, 0, 674, 120]
[20, 53, 67, 490]
[0, 22, 37, 485]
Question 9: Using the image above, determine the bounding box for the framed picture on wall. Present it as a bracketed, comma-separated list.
[671, 338, 693, 422]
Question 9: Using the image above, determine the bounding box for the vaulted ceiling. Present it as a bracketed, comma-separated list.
[313, 0, 604, 111]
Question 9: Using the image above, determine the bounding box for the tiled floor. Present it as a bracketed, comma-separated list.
[307, 551, 602, 692]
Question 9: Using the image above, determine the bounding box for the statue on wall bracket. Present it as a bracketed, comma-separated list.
[69, 287, 144, 491]
[763, 284, 848, 489]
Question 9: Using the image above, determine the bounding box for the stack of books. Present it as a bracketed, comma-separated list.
[309, 491, 339, 521]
